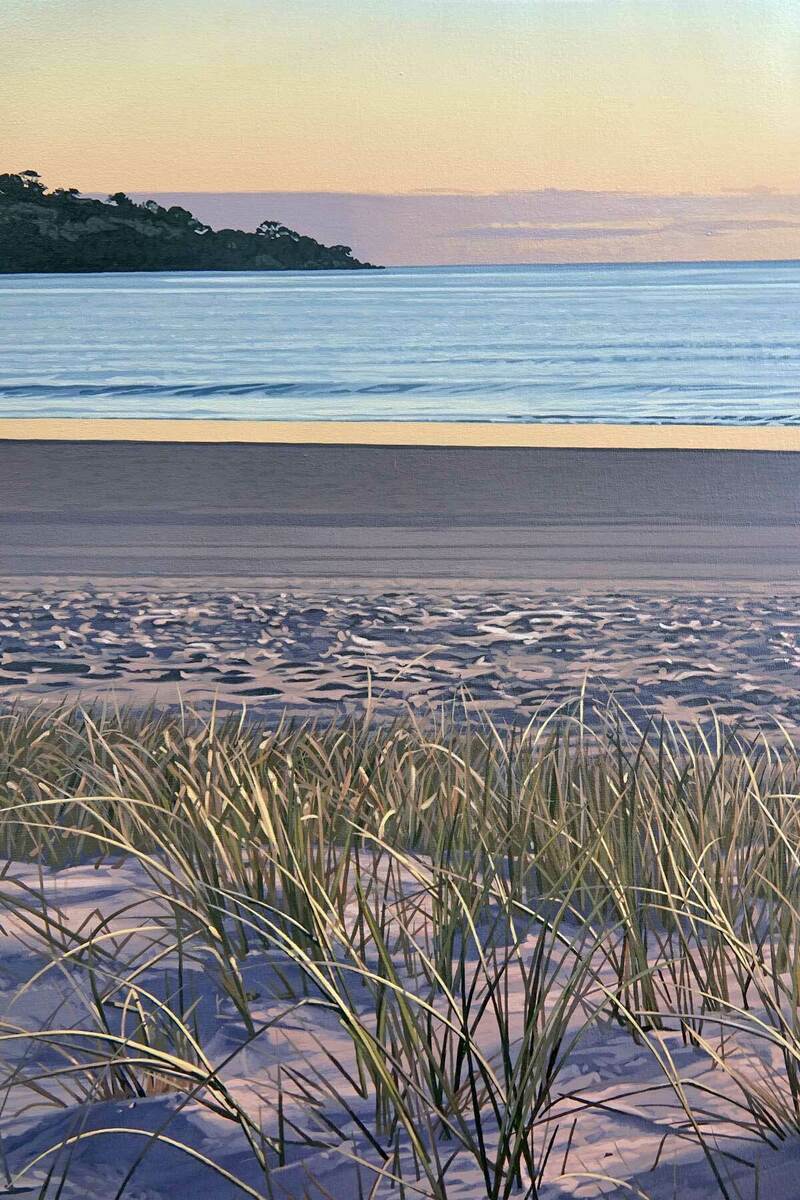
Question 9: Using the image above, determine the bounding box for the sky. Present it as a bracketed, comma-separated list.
[3, 0, 799, 264]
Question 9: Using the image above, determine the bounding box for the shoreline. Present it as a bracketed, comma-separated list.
[3, 418, 800, 451]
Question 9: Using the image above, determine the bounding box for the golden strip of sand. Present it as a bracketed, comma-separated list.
[2, 418, 800, 451]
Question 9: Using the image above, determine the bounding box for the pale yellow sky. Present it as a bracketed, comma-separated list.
[2, 0, 799, 261]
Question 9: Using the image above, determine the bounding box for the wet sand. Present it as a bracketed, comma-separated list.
[1, 440, 799, 583]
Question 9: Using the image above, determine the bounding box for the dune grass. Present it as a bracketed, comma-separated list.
[1, 700, 800, 1196]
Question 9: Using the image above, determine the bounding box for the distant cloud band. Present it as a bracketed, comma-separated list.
[132, 187, 800, 265]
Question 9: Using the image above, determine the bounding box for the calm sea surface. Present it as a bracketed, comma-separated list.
[2, 261, 799, 423]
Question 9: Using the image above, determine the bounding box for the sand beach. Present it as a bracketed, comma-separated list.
[1, 432, 799, 725]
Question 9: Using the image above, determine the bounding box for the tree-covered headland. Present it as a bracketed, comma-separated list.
[0, 171, 379, 272]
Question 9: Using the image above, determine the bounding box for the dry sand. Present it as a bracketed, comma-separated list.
[4, 857, 800, 1200]
[1, 585, 800, 729]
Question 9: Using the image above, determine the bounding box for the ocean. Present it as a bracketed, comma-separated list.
[2, 260, 799, 423]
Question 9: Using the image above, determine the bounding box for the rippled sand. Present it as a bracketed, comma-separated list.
[2, 585, 799, 729]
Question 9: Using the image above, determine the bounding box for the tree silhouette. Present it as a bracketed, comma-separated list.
[19, 170, 45, 197]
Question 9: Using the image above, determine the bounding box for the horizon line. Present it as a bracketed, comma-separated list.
[5, 257, 798, 273]
[362, 257, 800, 270]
